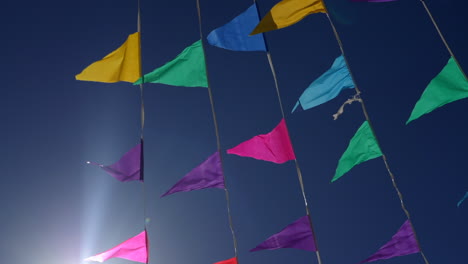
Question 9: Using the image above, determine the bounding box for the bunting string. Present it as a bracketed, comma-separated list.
[323, 2, 429, 264]
[419, 0, 468, 81]
[196, 0, 239, 257]
[137, 0, 149, 252]
[255, 1, 324, 263]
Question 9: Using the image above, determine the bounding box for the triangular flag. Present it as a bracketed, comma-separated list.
[292, 55, 355, 112]
[87, 142, 143, 182]
[85, 230, 148, 263]
[250, 215, 316, 252]
[360, 220, 420, 263]
[332, 121, 382, 182]
[76, 32, 141, 83]
[457, 191, 468, 208]
[161, 151, 225, 197]
[207, 4, 267, 51]
[227, 118, 296, 164]
[250, 0, 325, 35]
[213, 257, 238, 264]
[134, 40, 207, 87]
[407, 57, 468, 124]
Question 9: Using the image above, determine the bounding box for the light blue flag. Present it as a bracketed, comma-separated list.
[207, 4, 267, 52]
[292, 55, 355, 112]
[457, 192, 468, 207]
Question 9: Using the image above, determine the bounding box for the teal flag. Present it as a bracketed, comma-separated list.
[332, 121, 382, 182]
[134, 40, 208, 87]
[407, 57, 468, 124]
[292, 55, 354, 113]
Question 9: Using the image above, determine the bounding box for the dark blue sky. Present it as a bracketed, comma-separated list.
[1, 1, 467, 264]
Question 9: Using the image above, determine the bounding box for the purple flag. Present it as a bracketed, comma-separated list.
[360, 220, 420, 263]
[161, 151, 225, 197]
[87, 142, 143, 182]
[250, 215, 316, 252]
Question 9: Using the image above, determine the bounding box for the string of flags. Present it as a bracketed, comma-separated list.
[75, 0, 468, 264]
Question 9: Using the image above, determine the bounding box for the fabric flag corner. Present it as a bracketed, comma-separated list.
[161, 151, 225, 197]
[250, 0, 325, 36]
[88, 142, 143, 182]
[457, 191, 468, 207]
[76, 32, 141, 83]
[360, 220, 420, 263]
[332, 121, 382, 182]
[407, 57, 468, 124]
[213, 257, 238, 264]
[292, 54, 354, 113]
[207, 3, 266, 51]
[134, 40, 207, 87]
[227, 118, 295, 164]
[85, 230, 148, 263]
[250, 215, 316, 252]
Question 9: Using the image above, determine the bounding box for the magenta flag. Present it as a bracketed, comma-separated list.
[88, 142, 143, 182]
[250, 215, 316, 252]
[85, 230, 148, 263]
[161, 151, 225, 197]
[360, 220, 420, 263]
[227, 119, 296, 164]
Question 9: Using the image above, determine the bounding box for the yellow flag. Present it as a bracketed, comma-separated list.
[250, 0, 325, 35]
[76, 32, 141, 83]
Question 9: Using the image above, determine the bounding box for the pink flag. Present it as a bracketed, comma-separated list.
[85, 230, 148, 263]
[360, 220, 420, 263]
[213, 257, 238, 264]
[227, 119, 296, 164]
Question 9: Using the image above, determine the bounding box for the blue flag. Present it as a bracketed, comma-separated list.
[292, 55, 355, 112]
[207, 4, 267, 52]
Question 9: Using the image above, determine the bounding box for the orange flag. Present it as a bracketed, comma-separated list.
[250, 0, 325, 35]
[76, 32, 141, 83]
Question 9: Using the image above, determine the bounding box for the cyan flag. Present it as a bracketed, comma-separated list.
[207, 4, 267, 52]
[292, 55, 354, 112]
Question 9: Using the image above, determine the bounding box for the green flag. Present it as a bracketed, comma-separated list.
[134, 40, 208, 87]
[407, 57, 468, 124]
[332, 121, 382, 182]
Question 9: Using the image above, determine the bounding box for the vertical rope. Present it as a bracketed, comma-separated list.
[137, 4, 149, 263]
[254, 2, 323, 263]
[196, 0, 239, 258]
[419, 0, 468, 81]
[322, 2, 429, 263]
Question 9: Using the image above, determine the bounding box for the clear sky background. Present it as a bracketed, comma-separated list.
[1, 0, 467, 264]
